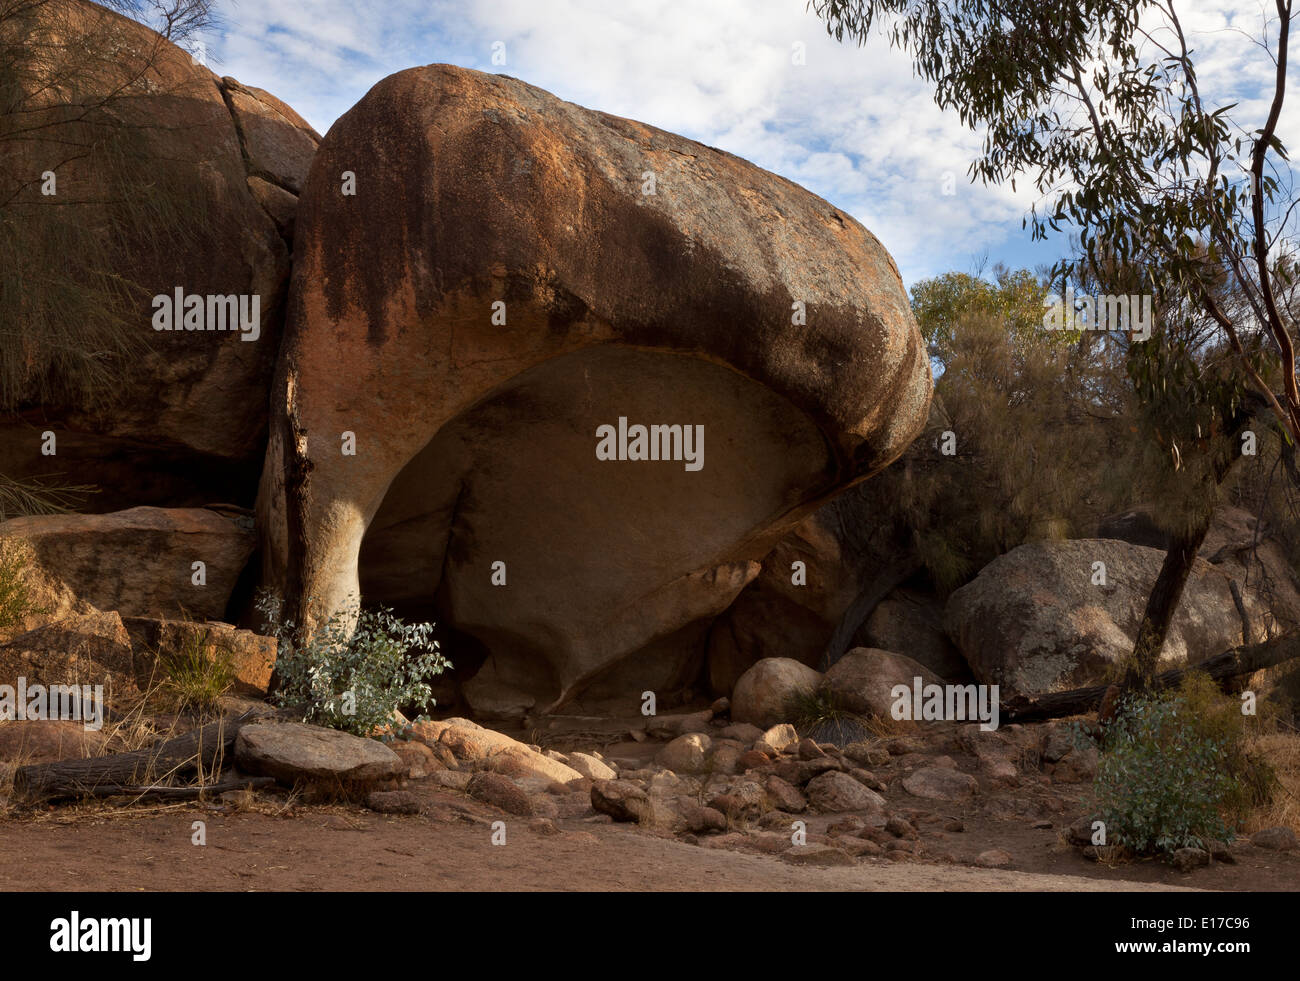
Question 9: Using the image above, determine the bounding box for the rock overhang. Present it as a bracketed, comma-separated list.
[292, 63, 931, 478]
[261, 62, 933, 709]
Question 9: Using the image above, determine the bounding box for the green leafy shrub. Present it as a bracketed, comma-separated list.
[256, 592, 450, 737]
[1093, 674, 1265, 854]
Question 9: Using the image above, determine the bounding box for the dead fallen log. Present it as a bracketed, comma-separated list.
[1002, 633, 1300, 724]
[73, 775, 277, 803]
[13, 711, 254, 804]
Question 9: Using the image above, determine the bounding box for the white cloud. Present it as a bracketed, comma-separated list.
[208, 0, 1281, 286]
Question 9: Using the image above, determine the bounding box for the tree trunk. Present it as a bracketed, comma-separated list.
[820, 558, 921, 671]
[70, 775, 277, 803]
[1125, 516, 1213, 690]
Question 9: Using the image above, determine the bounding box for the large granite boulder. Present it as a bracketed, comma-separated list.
[1, 0, 318, 511]
[946, 539, 1260, 696]
[0, 507, 256, 621]
[1097, 504, 1300, 639]
[260, 64, 931, 712]
[860, 589, 972, 681]
[825, 647, 944, 718]
[731, 657, 824, 728]
[0, 610, 138, 701]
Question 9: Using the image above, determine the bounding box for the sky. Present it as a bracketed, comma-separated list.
[202, 0, 1292, 292]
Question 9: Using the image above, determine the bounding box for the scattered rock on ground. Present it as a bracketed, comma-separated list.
[732, 658, 823, 728]
[764, 775, 807, 813]
[409, 718, 583, 785]
[825, 647, 943, 719]
[428, 770, 472, 791]
[709, 742, 744, 775]
[655, 797, 727, 833]
[975, 848, 1013, 868]
[783, 844, 855, 866]
[387, 739, 439, 779]
[755, 723, 800, 755]
[590, 779, 652, 823]
[657, 732, 712, 774]
[806, 770, 885, 813]
[1170, 847, 1210, 872]
[902, 767, 979, 802]
[235, 722, 405, 785]
[365, 790, 421, 814]
[1251, 826, 1298, 851]
[844, 741, 890, 767]
[796, 737, 827, 759]
[565, 752, 617, 781]
[467, 771, 533, 816]
[1050, 744, 1098, 784]
[720, 723, 764, 743]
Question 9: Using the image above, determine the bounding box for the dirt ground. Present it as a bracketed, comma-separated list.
[1, 772, 1295, 892]
[3, 708, 1297, 892]
[0, 805, 1198, 892]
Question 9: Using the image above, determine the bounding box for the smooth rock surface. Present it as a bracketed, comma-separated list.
[235, 722, 405, 784]
[260, 63, 932, 712]
[408, 718, 583, 785]
[0, 508, 255, 622]
[902, 767, 979, 802]
[2, 2, 316, 509]
[825, 647, 944, 719]
[805, 770, 886, 813]
[732, 659, 823, 728]
[946, 539, 1259, 696]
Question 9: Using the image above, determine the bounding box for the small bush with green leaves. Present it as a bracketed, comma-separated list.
[256, 592, 450, 737]
[1092, 675, 1254, 855]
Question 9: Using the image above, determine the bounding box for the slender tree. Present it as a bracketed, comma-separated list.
[811, 0, 1300, 687]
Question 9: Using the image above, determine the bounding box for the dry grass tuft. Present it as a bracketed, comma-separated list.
[1242, 723, 1300, 835]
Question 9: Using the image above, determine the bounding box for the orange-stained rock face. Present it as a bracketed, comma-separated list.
[219, 76, 321, 194]
[260, 64, 932, 711]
